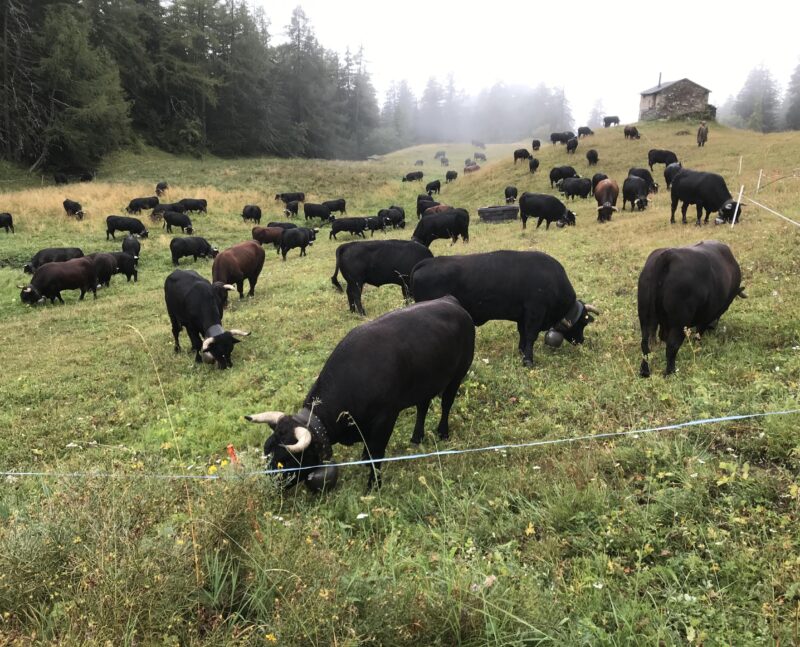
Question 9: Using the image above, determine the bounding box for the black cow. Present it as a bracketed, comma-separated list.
[603, 116, 620, 127]
[464, 158, 474, 167]
[402, 171, 424, 182]
[550, 131, 575, 145]
[0, 212, 13, 233]
[242, 205, 262, 223]
[122, 236, 140, 262]
[591, 173, 609, 194]
[594, 179, 619, 222]
[586, 149, 599, 166]
[323, 198, 347, 215]
[365, 216, 387, 235]
[624, 125, 640, 139]
[275, 192, 305, 204]
[566, 137, 578, 154]
[411, 251, 598, 367]
[329, 217, 367, 240]
[283, 200, 299, 217]
[80, 172, 94, 182]
[411, 209, 469, 247]
[24, 247, 84, 274]
[267, 221, 298, 231]
[151, 202, 188, 218]
[163, 211, 193, 234]
[560, 177, 592, 200]
[304, 203, 332, 221]
[622, 176, 649, 211]
[156, 181, 169, 197]
[164, 269, 249, 369]
[54, 173, 69, 185]
[380, 207, 406, 228]
[171, 236, 218, 266]
[531, 139, 541, 151]
[425, 180, 441, 196]
[87, 252, 118, 288]
[281, 227, 318, 260]
[578, 127, 594, 138]
[505, 186, 518, 204]
[416, 199, 438, 217]
[664, 162, 683, 189]
[519, 193, 576, 230]
[126, 197, 159, 214]
[246, 296, 475, 489]
[648, 149, 679, 171]
[63, 199, 84, 219]
[440, 157, 450, 167]
[628, 167, 659, 194]
[670, 170, 743, 226]
[638, 241, 745, 376]
[177, 198, 207, 214]
[19, 257, 97, 304]
[474, 152, 486, 162]
[331, 239, 433, 315]
[434, 150, 446, 159]
[529, 158, 540, 174]
[513, 148, 531, 163]
[110, 252, 138, 282]
[549, 165, 579, 188]
[106, 216, 148, 240]
[445, 170, 458, 183]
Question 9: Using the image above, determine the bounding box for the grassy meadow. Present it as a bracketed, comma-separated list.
[0, 121, 799, 645]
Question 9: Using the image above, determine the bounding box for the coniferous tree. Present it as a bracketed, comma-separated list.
[734, 66, 781, 133]
[783, 59, 800, 130]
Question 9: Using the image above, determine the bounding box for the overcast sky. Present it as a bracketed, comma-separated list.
[255, 0, 798, 126]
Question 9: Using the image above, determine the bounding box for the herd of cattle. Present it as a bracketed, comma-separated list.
[7, 131, 752, 489]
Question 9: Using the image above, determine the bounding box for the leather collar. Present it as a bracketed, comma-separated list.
[553, 300, 584, 334]
[206, 324, 224, 337]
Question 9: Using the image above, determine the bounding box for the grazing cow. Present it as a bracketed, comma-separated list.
[156, 181, 169, 197]
[110, 252, 138, 282]
[474, 152, 486, 162]
[151, 202, 187, 220]
[513, 148, 531, 163]
[594, 179, 619, 222]
[423, 204, 452, 216]
[591, 173, 609, 194]
[472, 139, 486, 148]
[331, 239, 433, 315]
[87, 252, 118, 287]
[531, 139, 541, 151]
[464, 164, 480, 173]
[54, 173, 69, 185]
[171, 236, 219, 266]
[24, 247, 84, 274]
[80, 172, 94, 182]
[322, 198, 347, 215]
[329, 217, 368, 240]
[664, 162, 683, 189]
[638, 241, 745, 376]
[464, 158, 474, 166]
[19, 257, 97, 304]
[63, 199, 84, 219]
[246, 296, 474, 489]
[628, 167, 659, 194]
[440, 157, 450, 167]
[566, 137, 578, 154]
[622, 176, 650, 211]
[586, 149, 599, 166]
[242, 205, 262, 224]
[505, 186, 518, 204]
[280, 227, 318, 260]
[283, 200, 299, 217]
[251, 226, 285, 251]
[529, 158, 540, 174]
[416, 199, 438, 218]
[670, 170, 743, 226]
[164, 269, 249, 369]
[603, 115, 620, 127]
[275, 192, 305, 204]
[426, 180, 441, 196]
[411, 209, 470, 247]
[648, 149, 679, 171]
[445, 170, 458, 182]
[163, 211, 193, 234]
[380, 207, 406, 228]
[267, 221, 297, 231]
[415, 160, 424, 166]
[402, 171, 424, 182]
[304, 203, 332, 222]
[578, 126, 594, 138]
[549, 165, 579, 188]
[122, 236, 140, 262]
[126, 197, 159, 214]
[212, 240, 266, 298]
[550, 131, 575, 145]
[434, 150, 446, 159]
[411, 251, 598, 367]
[177, 198, 207, 214]
[0, 212, 13, 233]
[365, 216, 387, 236]
[560, 177, 592, 200]
[519, 193, 576, 230]
[624, 125, 640, 139]
[106, 215, 148, 240]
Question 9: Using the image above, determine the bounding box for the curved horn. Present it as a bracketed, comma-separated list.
[585, 303, 601, 315]
[16, 285, 26, 290]
[245, 411, 284, 424]
[201, 337, 215, 351]
[281, 426, 312, 453]
[223, 284, 236, 291]
[228, 329, 250, 337]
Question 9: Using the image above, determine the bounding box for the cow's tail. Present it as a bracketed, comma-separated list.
[330, 247, 344, 292]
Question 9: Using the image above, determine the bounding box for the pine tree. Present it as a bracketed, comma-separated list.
[734, 66, 780, 133]
[587, 100, 604, 128]
[783, 59, 800, 130]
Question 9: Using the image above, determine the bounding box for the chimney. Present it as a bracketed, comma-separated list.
[658, 72, 662, 88]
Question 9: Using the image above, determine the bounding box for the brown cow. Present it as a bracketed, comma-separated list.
[212, 240, 266, 299]
[594, 179, 619, 223]
[252, 226, 285, 253]
[423, 204, 452, 217]
[464, 164, 481, 174]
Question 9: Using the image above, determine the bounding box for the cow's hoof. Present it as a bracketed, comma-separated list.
[410, 436, 423, 445]
[437, 433, 450, 441]
[639, 361, 651, 378]
[522, 358, 534, 368]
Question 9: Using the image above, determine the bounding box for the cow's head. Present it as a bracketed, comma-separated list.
[649, 183, 659, 194]
[139, 229, 149, 239]
[546, 301, 600, 347]
[18, 284, 44, 304]
[185, 226, 194, 234]
[597, 203, 617, 222]
[200, 329, 249, 369]
[719, 200, 744, 222]
[557, 210, 577, 227]
[22, 263, 34, 274]
[635, 197, 648, 211]
[210, 247, 219, 258]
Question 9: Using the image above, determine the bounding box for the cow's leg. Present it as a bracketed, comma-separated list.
[681, 202, 689, 225]
[410, 399, 432, 444]
[187, 328, 204, 362]
[704, 208, 711, 224]
[664, 327, 685, 376]
[346, 282, 363, 315]
[363, 413, 397, 489]
[670, 196, 679, 223]
[517, 320, 526, 355]
[521, 311, 544, 367]
[247, 276, 257, 297]
[695, 204, 703, 226]
[281, 248, 287, 261]
[436, 377, 463, 440]
[536, 218, 543, 229]
[639, 326, 654, 378]
[170, 317, 182, 352]
[545, 220, 551, 230]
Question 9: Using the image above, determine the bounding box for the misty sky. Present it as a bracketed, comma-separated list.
[256, 0, 798, 127]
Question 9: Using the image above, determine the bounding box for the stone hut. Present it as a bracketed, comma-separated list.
[639, 78, 715, 121]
